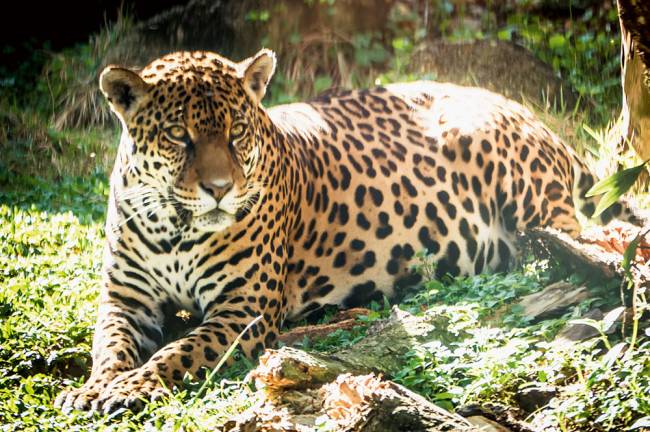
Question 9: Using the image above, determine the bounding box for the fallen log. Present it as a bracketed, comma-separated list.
[223, 373, 476, 432]
[221, 307, 530, 431]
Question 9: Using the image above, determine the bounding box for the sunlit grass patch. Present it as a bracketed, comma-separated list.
[0, 177, 258, 431]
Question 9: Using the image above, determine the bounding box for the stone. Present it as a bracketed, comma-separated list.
[410, 40, 577, 110]
[514, 385, 558, 413]
[516, 281, 589, 322]
[466, 416, 512, 432]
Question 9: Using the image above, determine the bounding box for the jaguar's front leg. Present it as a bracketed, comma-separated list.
[55, 280, 163, 412]
[93, 289, 281, 414]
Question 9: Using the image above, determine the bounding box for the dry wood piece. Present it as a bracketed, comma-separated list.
[277, 320, 360, 347]
[328, 308, 373, 323]
[321, 374, 474, 432]
[224, 373, 475, 432]
[579, 221, 650, 262]
[277, 308, 372, 347]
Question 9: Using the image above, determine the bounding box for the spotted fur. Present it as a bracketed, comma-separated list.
[55, 49, 645, 413]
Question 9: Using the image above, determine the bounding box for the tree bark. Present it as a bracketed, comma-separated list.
[617, 0, 650, 188]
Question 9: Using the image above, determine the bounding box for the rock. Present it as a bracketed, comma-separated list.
[466, 416, 512, 432]
[410, 40, 577, 110]
[554, 308, 611, 344]
[514, 385, 558, 413]
[457, 403, 535, 432]
[516, 281, 589, 322]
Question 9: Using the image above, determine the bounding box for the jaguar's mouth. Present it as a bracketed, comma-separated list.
[173, 205, 236, 232]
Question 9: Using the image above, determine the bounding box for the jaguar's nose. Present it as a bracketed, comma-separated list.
[199, 179, 233, 199]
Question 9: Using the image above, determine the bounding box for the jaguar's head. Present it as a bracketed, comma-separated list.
[100, 49, 276, 232]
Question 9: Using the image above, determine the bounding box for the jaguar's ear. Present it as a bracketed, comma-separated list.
[240, 49, 276, 104]
[99, 66, 150, 120]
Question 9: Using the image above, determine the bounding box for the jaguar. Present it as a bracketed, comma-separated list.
[55, 48, 645, 413]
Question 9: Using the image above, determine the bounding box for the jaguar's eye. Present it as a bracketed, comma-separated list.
[164, 125, 189, 143]
[230, 122, 245, 139]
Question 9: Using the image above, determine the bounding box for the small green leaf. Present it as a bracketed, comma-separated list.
[630, 416, 650, 430]
[568, 318, 601, 331]
[586, 161, 647, 217]
[497, 28, 513, 41]
[601, 342, 625, 368]
[602, 306, 625, 333]
[622, 234, 642, 275]
[549, 34, 567, 50]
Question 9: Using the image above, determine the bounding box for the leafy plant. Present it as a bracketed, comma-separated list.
[586, 160, 648, 217]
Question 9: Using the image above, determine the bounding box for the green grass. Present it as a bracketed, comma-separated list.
[0, 178, 258, 431]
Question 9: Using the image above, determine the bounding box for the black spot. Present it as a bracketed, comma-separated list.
[376, 211, 393, 239]
[436, 241, 461, 278]
[355, 185, 367, 207]
[462, 198, 474, 212]
[181, 355, 193, 368]
[387, 259, 400, 275]
[481, 139, 492, 152]
[418, 226, 440, 254]
[471, 176, 482, 197]
[333, 232, 347, 246]
[425, 203, 438, 221]
[459, 218, 477, 260]
[338, 204, 350, 225]
[403, 204, 418, 228]
[401, 176, 417, 197]
[484, 161, 494, 185]
[343, 281, 379, 308]
[350, 263, 365, 275]
[204, 346, 218, 362]
[474, 244, 485, 274]
[357, 213, 371, 230]
[437, 190, 449, 205]
[442, 146, 456, 162]
[496, 239, 511, 272]
[339, 165, 351, 190]
[391, 183, 401, 197]
[459, 135, 472, 162]
[436, 166, 447, 182]
[402, 243, 415, 259]
[363, 250, 376, 267]
[333, 252, 347, 268]
[368, 187, 384, 206]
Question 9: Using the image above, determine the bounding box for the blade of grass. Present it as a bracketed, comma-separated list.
[191, 315, 263, 402]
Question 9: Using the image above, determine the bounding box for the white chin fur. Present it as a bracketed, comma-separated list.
[217, 187, 240, 214]
[192, 210, 235, 232]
